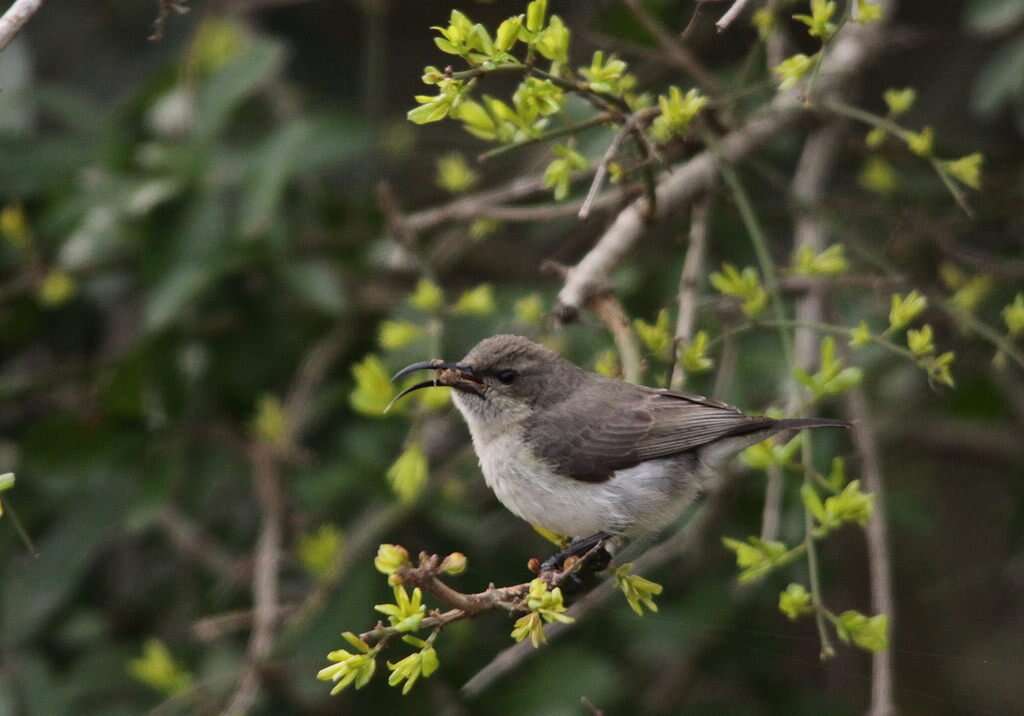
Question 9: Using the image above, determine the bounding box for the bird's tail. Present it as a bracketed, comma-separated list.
[698, 416, 852, 470]
[771, 417, 852, 431]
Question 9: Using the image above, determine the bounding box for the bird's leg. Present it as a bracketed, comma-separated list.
[540, 531, 613, 574]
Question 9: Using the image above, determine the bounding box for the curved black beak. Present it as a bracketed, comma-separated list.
[391, 359, 466, 383]
[384, 359, 483, 413]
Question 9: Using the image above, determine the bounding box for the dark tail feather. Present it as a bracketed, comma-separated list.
[717, 416, 851, 443]
[772, 417, 852, 431]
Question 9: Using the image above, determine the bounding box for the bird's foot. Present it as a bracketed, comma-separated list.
[538, 531, 613, 579]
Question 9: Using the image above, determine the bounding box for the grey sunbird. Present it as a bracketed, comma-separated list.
[392, 335, 848, 567]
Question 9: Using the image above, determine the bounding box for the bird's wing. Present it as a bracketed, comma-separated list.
[522, 381, 773, 482]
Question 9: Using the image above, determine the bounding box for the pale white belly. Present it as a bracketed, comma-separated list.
[473, 429, 702, 537]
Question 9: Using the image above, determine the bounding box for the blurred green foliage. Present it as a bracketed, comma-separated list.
[0, 1, 1023, 715]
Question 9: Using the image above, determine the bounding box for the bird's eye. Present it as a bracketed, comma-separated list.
[495, 369, 518, 385]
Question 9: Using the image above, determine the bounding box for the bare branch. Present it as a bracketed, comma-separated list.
[0, 0, 44, 50]
[579, 116, 642, 221]
[715, 0, 754, 33]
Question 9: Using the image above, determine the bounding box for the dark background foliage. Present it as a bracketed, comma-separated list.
[0, 1, 1022, 714]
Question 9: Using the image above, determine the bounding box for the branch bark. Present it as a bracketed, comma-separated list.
[715, 0, 754, 33]
[0, 0, 44, 51]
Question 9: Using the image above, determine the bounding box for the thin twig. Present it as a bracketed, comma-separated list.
[0, 0, 45, 50]
[579, 118, 638, 220]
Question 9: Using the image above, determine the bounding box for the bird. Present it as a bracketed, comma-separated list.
[391, 334, 848, 567]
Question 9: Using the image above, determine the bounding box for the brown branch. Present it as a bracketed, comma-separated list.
[404, 173, 587, 234]
[358, 545, 608, 646]
[478, 186, 635, 223]
[0, 0, 44, 50]
[669, 196, 711, 390]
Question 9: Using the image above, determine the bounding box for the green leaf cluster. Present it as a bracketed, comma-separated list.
[387, 636, 440, 694]
[543, 144, 588, 200]
[511, 579, 574, 647]
[802, 480, 875, 533]
[651, 86, 707, 143]
[375, 585, 427, 633]
[614, 563, 663, 616]
[710, 263, 768, 318]
[722, 536, 796, 583]
[317, 632, 379, 695]
[793, 337, 863, 398]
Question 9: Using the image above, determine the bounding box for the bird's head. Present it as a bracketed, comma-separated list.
[390, 334, 584, 427]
